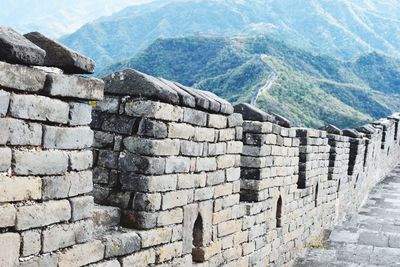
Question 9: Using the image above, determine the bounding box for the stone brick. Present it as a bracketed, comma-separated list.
[219, 128, 236, 141]
[125, 100, 182, 122]
[124, 137, 180, 156]
[207, 170, 226, 186]
[42, 175, 70, 200]
[69, 102, 92, 125]
[69, 150, 93, 171]
[157, 208, 184, 226]
[14, 150, 68, 175]
[58, 240, 105, 267]
[70, 196, 94, 221]
[195, 187, 215, 201]
[132, 192, 161, 211]
[21, 229, 41, 256]
[0, 147, 11, 172]
[68, 171, 93, 196]
[168, 122, 195, 139]
[162, 191, 189, 210]
[102, 114, 137, 135]
[0, 90, 9, 117]
[91, 205, 121, 229]
[16, 200, 71, 230]
[122, 210, 157, 230]
[93, 131, 114, 148]
[121, 249, 156, 267]
[43, 125, 93, 149]
[46, 73, 104, 100]
[0, 203, 16, 227]
[95, 95, 119, 113]
[218, 220, 242, 237]
[19, 254, 58, 267]
[7, 118, 42, 145]
[97, 150, 119, 169]
[119, 152, 165, 175]
[195, 127, 216, 142]
[0, 61, 46, 92]
[138, 228, 172, 248]
[165, 157, 191, 174]
[103, 231, 141, 257]
[208, 142, 227, 156]
[120, 173, 177, 192]
[155, 241, 183, 263]
[196, 157, 217, 172]
[183, 107, 207, 126]
[217, 154, 236, 169]
[180, 140, 203, 156]
[9, 93, 69, 123]
[208, 114, 228, 129]
[138, 118, 168, 139]
[0, 176, 41, 202]
[42, 220, 93, 252]
[0, 233, 20, 267]
[228, 113, 243, 127]
[89, 260, 120, 267]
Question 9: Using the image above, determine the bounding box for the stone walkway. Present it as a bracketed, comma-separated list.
[295, 166, 400, 267]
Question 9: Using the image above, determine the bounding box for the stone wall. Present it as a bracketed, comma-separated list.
[1, 26, 400, 267]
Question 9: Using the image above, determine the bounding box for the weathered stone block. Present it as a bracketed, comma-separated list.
[21, 229, 41, 256]
[0, 26, 45, 65]
[46, 73, 104, 100]
[69, 102, 92, 126]
[120, 249, 156, 267]
[165, 157, 191, 174]
[122, 210, 157, 229]
[157, 208, 184, 226]
[125, 100, 182, 122]
[43, 125, 93, 149]
[218, 220, 242, 237]
[91, 205, 121, 229]
[70, 196, 94, 221]
[58, 240, 105, 267]
[162, 191, 189, 210]
[68, 171, 93, 197]
[13, 150, 68, 175]
[103, 231, 141, 257]
[24, 31, 95, 74]
[19, 254, 58, 267]
[138, 228, 172, 248]
[6, 118, 42, 146]
[0, 90, 9, 117]
[155, 241, 183, 263]
[138, 118, 168, 139]
[0, 176, 41, 202]
[0, 147, 11, 172]
[195, 127, 216, 142]
[97, 150, 119, 169]
[168, 123, 195, 140]
[180, 140, 203, 156]
[124, 137, 180, 156]
[94, 95, 119, 113]
[102, 114, 137, 135]
[9, 93, 69, 123]
[196, 157, 217, 172]
[69, 150, 93, 171]
[0, 233, 20, 267]
[16, 200, 71, 230]
[132, 192, 161, 211]
[183, 107, 207, 126]
[119, 152, 165, 175]
[0, 61, 46, 92]
[120, 173, 177, 192]
[208, 114, 228, 129]
[0, 203, 16, 227]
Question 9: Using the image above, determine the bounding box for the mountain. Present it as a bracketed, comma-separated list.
[0, 0, 152, 38]
[60, 0, 400, 67]
[99, 35, 400, 128]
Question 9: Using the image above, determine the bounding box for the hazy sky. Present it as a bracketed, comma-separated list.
[0, 0, 153, 37]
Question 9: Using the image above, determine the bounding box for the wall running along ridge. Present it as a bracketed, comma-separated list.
[1, 27, 400, 267]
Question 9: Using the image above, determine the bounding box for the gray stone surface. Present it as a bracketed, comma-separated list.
[13, 150, 68, 175]
[0, 26, 45, 65]
[319, 124, 342, 135]
[103, 69, 179, 104]
[103, 230, 141, 257]
[342, 129, 362, 138]
[234, 103, 274, 122]
[24, 31, 95, 74]
[0, 90, 10, 117]
[0, 61, 47, 92]
[69, 102, 92, 126]
[45, 73, 104, 100]
[43, 125, 93, 149]
[295, 166, 400, 266]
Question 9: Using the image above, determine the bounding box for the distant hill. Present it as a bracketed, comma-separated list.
[60, 0, 400, 67]
[99, 36, 400, 128]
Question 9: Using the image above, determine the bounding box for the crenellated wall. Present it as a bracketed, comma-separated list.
[1, 26, 400, 267]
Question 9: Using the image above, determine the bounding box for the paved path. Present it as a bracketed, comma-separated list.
[295, 166, 400, 267]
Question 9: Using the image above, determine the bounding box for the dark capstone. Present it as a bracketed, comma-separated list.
[356, 124, 376, 134]
[270, 112, 292, 128]
[174, 82, 210, 110]
[202, 90, 234, 115]
[196, 89, 221, 113]
[158, 78, 196, 108]
[319, 124, 342, 135]
[103, 69, 179, 105]
[137, 118, 168, 139]
[0, 26, 45, 65]
[233, 103, 274, 122]
[343, 129, 363, 138]
[24, 32, 95, 74]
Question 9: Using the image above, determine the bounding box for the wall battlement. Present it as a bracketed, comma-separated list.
[1, 26, 400, 267]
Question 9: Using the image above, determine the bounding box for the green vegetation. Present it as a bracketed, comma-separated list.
[98, 35, 400, 128]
